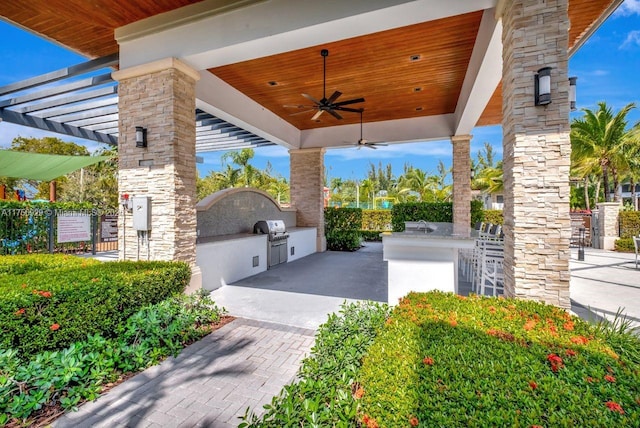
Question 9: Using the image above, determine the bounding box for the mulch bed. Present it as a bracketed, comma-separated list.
[6, 315, 236, 428]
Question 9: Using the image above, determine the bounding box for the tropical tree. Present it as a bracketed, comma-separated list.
[267, 179, 290, 205]
[473, 161, 504, 194]
[571, 102, 637, 202]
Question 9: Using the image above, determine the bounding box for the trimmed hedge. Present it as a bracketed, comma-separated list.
[361, 210, 392, 231]
[614, 237, 635, 252]
[325, 207, 362, 251]
[0, 254, 100, 275]
[357, 292, 640, 427]
[0, 255, 191, 358]
[619, 211, 640, 238]
[483, 208, 504, 225]
[391, 201, 484, 231]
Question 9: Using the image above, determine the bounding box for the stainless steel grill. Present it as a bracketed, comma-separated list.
[254, 220, 289, 268]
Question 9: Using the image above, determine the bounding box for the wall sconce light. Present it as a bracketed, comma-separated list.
[471, 167, 475, 180]
[135, 126, 147, 148]
[534, 67, 552, 106]
[569, 76, 577, 111]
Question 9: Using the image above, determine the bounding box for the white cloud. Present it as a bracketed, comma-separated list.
[620, 30, 640, 49]
[614, 0, 640, 16]
[592, 69, 610, 76]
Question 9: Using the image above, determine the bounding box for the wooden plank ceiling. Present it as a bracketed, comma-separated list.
[0, 0, 618, 131]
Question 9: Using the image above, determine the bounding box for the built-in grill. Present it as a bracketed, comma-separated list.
[254, 220, 289, 268]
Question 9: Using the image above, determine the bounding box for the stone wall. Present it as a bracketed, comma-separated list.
[196, 188, 296, 238]
[289, 148, 326, 251]
[501, 0, 572, 308]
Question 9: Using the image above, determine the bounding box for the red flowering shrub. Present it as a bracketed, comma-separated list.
[50, 323, 60, 331]
[605, 401, 624, 414]
[409, 416, 419, 426]
[528, 380, 538, 390]
[423, 357, 434, 366]
[604, 374, 616, 383]
[547, 353, 564, 372]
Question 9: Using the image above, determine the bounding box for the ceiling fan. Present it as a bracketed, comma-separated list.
[285, 49, 365, 120]
[355, 110, 388, 150]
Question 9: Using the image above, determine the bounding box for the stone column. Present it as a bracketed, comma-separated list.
[290, 148, 326, 252]
[113, 58, 202, 291]
[501, 0, 572, 308]
[451, 135, 472, 235]
[597, 202, 621, 250]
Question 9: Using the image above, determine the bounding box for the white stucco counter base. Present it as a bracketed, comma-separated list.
[383, 231, 475, 305]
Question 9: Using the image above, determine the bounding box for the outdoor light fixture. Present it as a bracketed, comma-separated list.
[135, 126, 147, 148]
[569, 76, 578, 111]
[471, 167, 475, 180]
[534, 67, 552, 106]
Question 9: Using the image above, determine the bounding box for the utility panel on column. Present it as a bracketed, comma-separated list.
[132, 196, 151, 231]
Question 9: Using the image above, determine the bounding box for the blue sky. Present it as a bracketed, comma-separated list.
[1, 1, 639, 183]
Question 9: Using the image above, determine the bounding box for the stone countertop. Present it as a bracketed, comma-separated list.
[197, 226, 316, 244]
[197, 233, 264, 245]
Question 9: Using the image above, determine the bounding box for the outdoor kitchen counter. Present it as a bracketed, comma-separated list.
[196, 227, 317, 291]
[382, 225, 477, 305]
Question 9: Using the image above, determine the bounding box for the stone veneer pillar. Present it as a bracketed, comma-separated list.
[113, 58, 202, 290]
[289, 148, 326, 252]
[501, 0, 572, 308]
[597, 202, 621, 250]
[451, 135, 472, 234]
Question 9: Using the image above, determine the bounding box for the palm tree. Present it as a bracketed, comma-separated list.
[267, 179, 290, 205]
[571, 102, 636, 202]
[221, 148, 255, 187]
[473, 162, 504, 194]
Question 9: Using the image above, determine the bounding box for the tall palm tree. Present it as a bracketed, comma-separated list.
[571, 102, 636, 202]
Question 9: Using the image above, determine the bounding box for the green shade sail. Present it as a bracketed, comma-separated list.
[0, 150, 115, 181]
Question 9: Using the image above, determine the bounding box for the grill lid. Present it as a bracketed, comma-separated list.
[254, 220, 287, 235]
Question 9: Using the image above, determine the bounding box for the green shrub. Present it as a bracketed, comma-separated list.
[357, 292, 640, 427]
[325, 208, 362, 251]
[0, 254, 100, 275]
[614, 237, 635, 252]
[392, 202, 452, 231]
[483, 208, 504, 225]
[0, 293, 225, 424]
[471, 200, 484, 226]
[0, 256, 191, 358]
[392, 202, 483, 231]
[361, 210, 392, 231]
[619, 211, 640, 238]
[240, 301, 390, 427]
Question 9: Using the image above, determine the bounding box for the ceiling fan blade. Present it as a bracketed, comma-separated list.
[334, 97, 365, 107]
[364, 144, 377, 150]
[371, 142, 388, 146]
[326, 91, 342, 104]
[302, 93, 322, 105]
[290, 109, 317, 116]
[311, 110, 324, 120]
[327, 109, 343, 120]
[283, 104, 315, 109]
[335, 106, 363, 113]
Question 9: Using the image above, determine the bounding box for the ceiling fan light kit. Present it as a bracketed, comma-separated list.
[284, 49, 365, 121]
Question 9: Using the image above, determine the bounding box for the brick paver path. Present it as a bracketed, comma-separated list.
[53, 318, 315, 427]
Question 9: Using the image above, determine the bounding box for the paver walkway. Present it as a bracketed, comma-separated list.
[53, 319, 315, 428]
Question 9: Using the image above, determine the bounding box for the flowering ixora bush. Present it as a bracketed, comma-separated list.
[357, 292, 640, 427]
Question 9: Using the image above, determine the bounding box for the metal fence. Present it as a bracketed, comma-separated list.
[0, 207, 118, 255]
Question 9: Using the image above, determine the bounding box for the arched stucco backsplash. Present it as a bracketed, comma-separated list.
[196, 187, 296, 238]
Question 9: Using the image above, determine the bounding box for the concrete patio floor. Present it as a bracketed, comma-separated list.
[211, 242, 640, 330]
